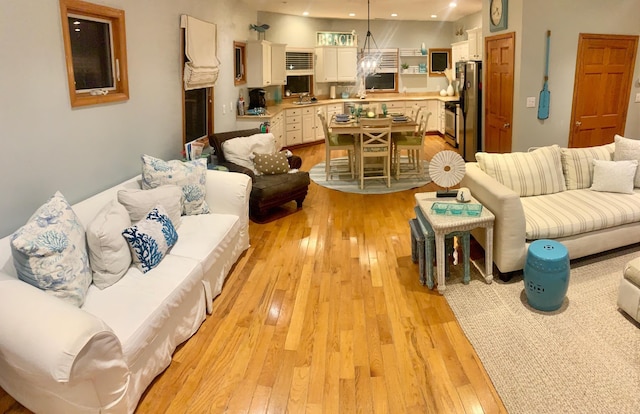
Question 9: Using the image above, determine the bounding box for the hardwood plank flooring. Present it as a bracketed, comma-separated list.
[0, 136, 507, 414]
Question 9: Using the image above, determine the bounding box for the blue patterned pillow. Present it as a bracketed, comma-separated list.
[122, 205, 178, 273]
[10, 191, 92, 307]
[141, 155, 210, 215]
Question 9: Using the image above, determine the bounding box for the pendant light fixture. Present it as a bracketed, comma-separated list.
[359, 0, 380, 76]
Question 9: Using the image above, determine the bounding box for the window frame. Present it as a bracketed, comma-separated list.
[182, 29, 213, 147]
[234, 41, 246, 85]
[59, 0, 129, 107]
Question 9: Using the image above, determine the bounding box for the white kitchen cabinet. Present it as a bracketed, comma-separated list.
[451, 40, 469, 64]
[467, 28, 483, 60]
[270, 43, 287, 85]
[285, 108, 302, 146]
[426, 100, 440, 132]
[313, 105, 326, 141]
[337, 47, 357, 82]
[325, 103, 343, 120]
[385, 101, 406, 114]
[302, 107, 315, 143]
[315, 46, 357, 83]
[246, 40, 287, 87]
[270, 111, 285, 150]
[438, 101, 445, 135]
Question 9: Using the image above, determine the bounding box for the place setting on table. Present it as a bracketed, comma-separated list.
[329, 106, 417, 134]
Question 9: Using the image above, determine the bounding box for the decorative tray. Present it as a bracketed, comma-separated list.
[431, 202, 483, 216]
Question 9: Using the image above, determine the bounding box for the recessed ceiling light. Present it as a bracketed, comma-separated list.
[349, 12, 355, 17]
[431, 14, 438, 18]
[449, 2, 457, 7]
[302, 11, 309, 16]
[391, 13, 398, 17]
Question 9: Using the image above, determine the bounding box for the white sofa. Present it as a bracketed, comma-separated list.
[0, 169, 251, 413]
[461, 140, 640, 276]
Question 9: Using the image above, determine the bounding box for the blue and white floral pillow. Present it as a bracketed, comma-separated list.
[10, 191, 92, 307]
[141, 154, 210, 215]
[122, 205, 178, 273]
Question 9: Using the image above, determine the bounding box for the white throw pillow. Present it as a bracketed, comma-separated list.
[614, 134, 640, 187]
[141, 155, 209, 216]
[117, 185, 183, 228]
[122, 205, 178, 273]
[222, 133, 277, 174]
[590, 159, 638, 194]
[560, 143, 614, 190]
[476, 145, 566, 197]
[10, 192, 92, 307]
[86, 200, 132, 289]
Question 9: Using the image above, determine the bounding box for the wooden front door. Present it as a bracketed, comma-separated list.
[484, 32, 516, 153]
[568, 34, 638, 148]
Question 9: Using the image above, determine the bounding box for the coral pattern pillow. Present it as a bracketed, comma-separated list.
[141, 155, 209, 216]
[122, 205, 178, 273]
[86, 200, 132, 289]
[253, 151, 290, 175]
[614, 134, 640, 187]
[590, 159, 638, 194]
[560, 143, 614, 190]
[476, 145, 566, 197]
[10, 191, 92, 307]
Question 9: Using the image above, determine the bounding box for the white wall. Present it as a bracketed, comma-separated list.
[0, 0, 257, 238]
[483, 0, 640, 152]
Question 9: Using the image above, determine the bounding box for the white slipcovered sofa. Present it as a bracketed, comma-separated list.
[0, 163, 251, 413]
[461, 136, 640, 276]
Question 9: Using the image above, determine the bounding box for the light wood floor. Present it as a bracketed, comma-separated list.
[0, 136, 507, 414]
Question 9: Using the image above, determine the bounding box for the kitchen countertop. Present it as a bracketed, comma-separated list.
[237, 93, 460, 120]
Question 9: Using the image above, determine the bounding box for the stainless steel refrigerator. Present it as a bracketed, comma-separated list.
[458, 61, 482, 162]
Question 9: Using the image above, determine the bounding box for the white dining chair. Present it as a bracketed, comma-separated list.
[318, 111, 356, 180]
[393, 111, 431, 178]
[359, 117, 393, 189]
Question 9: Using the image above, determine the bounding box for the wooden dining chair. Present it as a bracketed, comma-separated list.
[359, 117, 393, 189]
[317, 111, 356, 180]
[393, 111, 431, 178]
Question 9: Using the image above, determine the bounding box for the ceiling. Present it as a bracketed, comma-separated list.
[245, 0, 483, 22]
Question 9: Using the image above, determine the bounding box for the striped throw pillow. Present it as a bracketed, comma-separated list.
[560, 143, 614, 190]
[476, 145, 566, 197]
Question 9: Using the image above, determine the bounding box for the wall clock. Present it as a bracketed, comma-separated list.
[489, 0, 508, 32]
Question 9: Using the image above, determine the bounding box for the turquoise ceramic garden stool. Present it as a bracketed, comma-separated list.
[524, 239, 570, 311]
[412, 206, 470, 288]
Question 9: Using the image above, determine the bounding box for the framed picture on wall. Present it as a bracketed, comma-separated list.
[429, 48, 451, 76]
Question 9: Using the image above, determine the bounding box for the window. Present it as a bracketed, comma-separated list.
[234, 41, 246, 85]
[59, 0, 129, 107]
[362, 49, 398, 92]
[284, 48, 314, 96]
[184, 88, 211, 143]
[429, 48, 452, 76]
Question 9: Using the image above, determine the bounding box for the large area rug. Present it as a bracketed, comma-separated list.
[310, 157, 431, 194]
[445, 247, 640, 414]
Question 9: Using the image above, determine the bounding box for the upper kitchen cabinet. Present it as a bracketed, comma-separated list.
[246, 40, 287, 87]
[466, 28, 483, 60]
[270, 43, 287, 85]
[315, 46, 357, 83]
[451, 41, 469, 64]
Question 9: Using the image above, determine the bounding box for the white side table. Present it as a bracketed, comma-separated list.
[414, 192, 495, 293]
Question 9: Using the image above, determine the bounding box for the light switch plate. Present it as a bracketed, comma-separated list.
[526, 96, 536, 108]
[635, 92, 640, 103]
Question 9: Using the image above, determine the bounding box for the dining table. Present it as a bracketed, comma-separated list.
[329, 115, 417, 134]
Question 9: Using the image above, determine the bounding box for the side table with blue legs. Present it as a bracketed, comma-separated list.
[415, 192, 495, 294]
[412, 206, 470, 288]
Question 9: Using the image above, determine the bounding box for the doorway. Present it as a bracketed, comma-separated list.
[484, 32, 516, 153]
[568, 34, 638, 148]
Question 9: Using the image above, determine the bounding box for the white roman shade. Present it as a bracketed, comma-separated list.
[181, 15, 220, 90]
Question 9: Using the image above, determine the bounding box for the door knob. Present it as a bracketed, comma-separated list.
[503, 123, 510, 128]
[576, 121, 582, 126]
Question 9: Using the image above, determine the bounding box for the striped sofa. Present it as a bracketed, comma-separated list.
[461, 138, 640, 276]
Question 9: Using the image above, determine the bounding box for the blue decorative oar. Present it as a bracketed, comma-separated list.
[538, 30, 551, 120]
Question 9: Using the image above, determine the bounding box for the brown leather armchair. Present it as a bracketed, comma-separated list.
[209, 128, 310, 219]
